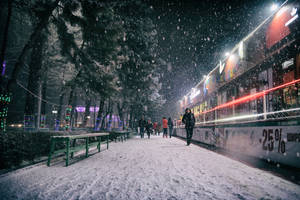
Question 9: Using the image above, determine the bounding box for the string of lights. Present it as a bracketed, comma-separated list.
[16, 80, 66, 107]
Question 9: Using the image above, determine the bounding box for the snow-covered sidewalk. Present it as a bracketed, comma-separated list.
[0, 135, 299, 200]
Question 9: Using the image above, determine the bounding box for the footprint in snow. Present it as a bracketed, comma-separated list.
[172, 179, 180, 184]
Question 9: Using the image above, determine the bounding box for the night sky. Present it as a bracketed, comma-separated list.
[146, 0, 284, 116]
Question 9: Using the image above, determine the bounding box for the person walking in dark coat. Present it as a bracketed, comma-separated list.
[168, 117, 173, 138]
[182, 108, 195, 145]
[157, 122, 161, 136]
[139, 115, 147, 138]
[145, 119, 152, 139]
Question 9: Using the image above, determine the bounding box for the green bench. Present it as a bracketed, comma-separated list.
[47, 133, 109, 167]
[111, 130, 130, 142]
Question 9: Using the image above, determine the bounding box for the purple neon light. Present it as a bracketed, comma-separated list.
[2, 61, 6, 76]
[90, 107, 99, 112]
[76, 107, 85, 112]
[75, 106, 99, 113]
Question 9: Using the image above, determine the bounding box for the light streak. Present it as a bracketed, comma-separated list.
[285, 14, 298, 26]
[201, 78, 300, 114]
[197, 107, 300, 125]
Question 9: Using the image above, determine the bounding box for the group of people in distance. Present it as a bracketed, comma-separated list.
[138, 116, 174, 139]
[137, 108, 195, 146]
[137, 107, 195, 146]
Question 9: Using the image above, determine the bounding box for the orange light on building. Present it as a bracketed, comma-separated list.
[266, 6, 294, 49]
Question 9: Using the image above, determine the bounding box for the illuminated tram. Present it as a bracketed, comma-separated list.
[175, 1, 300, 168]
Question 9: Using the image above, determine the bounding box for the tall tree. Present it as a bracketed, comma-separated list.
[6, 0, 60, 93]
[0, 0, 13, 91]
[115, 0, 163, 123]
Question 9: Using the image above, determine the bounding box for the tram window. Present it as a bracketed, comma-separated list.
[271, 63, 283, 112]
[283, 70, 297, 109]
[272, 90, 283, 111]
[250, 88, 257, 114]
[283, 86, 297, 108]
[258, 70, 268, 91]
[226, 86, 235, 101]
[235, 78, 252, 116]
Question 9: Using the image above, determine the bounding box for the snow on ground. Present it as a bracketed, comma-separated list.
[0, 135, 300, 200]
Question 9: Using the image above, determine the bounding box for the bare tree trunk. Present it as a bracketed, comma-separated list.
[82, 96, 91, 127]
[107, 100, 114, 131]
[126, 112, 130, 130]
[94, 98, 105, 131]
[56, 91, 65, 131]
[67, 84, 77, 130]
[24, 32, 46, 117]
[117, 102, 123, 130]
[36, 82, 42, 130]
[71, 92, 77, 129]
[129, 106, 134, 129]
[41, 70, 48, 116]
[74, 109, 78, 128]
[117, 102, 127, 130]
[100, 111, 109, 130]
[0, 0, 13, 90]
[6, 0, 60, 93]
[108, 112, 112, 131]
[100, 99, 112, 130]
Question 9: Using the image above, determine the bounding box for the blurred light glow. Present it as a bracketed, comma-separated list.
[190, 88, 200, 99]
[219, 60, 225, 74]
[271, 4, 279, 11]
[225, 52, 230, 57]
[291, 7, 297, 16]
[238, 41, 244, 58]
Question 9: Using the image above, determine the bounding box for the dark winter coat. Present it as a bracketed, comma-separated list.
[146, 122, 152, 132]
[139, 119, 147, 128]
[168, 119, 173, 128]
[182, 112, 195, 128]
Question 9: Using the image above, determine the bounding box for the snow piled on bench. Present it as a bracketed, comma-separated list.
[0, 136, 299, 200]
